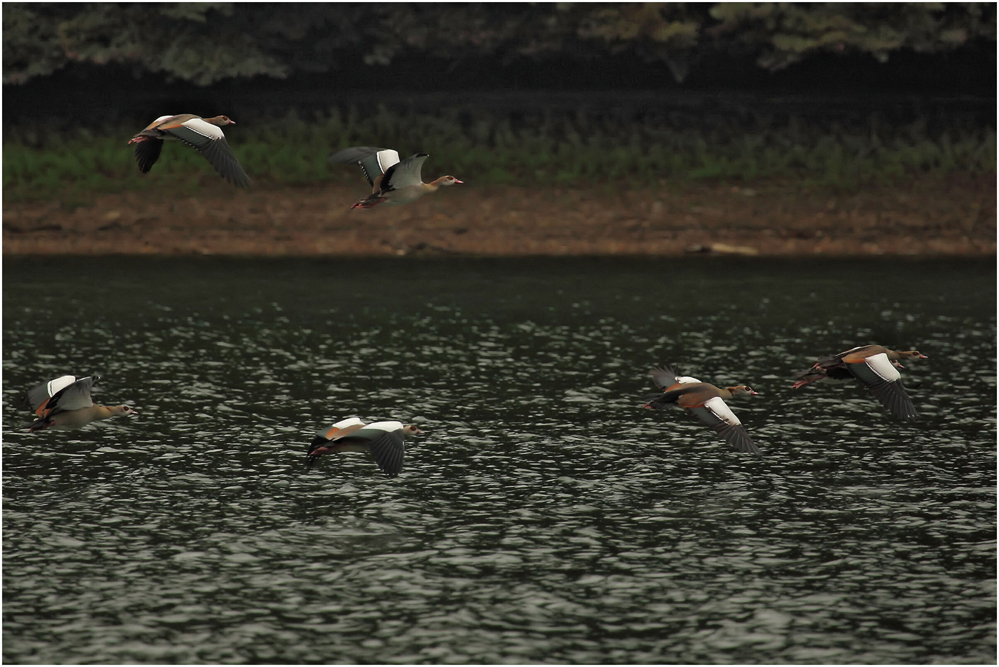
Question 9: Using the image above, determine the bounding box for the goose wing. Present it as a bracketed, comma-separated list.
[44, 376, 96, 416]
[364, 430, 406, 477]
[133, 139, 163, 173]
[650, 366, 701, 389]
[847, 353, 918, 420]
[160, 117, 250, 187]
[382, 154, 428, 191]
[650, 366, 680, 389]
[21, 375, 76, 412]
[688, 396, 760, 454]
[329, 147, 400, 187]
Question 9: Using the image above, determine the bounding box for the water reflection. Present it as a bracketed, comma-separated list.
[3, 257, 995, 663]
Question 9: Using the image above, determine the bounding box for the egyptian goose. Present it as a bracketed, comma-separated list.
[644, 366, 760, 454]
[306, 418, 424, 476]
[129, 114, 250, 188]
[20, 375, 136, 432]
[792, 345, 926, 420]
[329, 146, 462, 208]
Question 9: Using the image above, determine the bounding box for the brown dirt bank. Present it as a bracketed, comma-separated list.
[3, 175, 994, 257]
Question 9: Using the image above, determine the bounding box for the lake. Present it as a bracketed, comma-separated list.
[3, 256, 996, 663]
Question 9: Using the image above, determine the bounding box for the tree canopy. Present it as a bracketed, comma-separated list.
[3, 2, 995, 86]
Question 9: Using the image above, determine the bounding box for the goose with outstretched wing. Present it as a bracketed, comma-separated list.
[792, 345, 926, 420]
[306, 418, 424, 476]
[129, 114, 250, 188]
[20, 374, 137, 432]
[645, 366, 761, 454]
[329, 146, 462, 209]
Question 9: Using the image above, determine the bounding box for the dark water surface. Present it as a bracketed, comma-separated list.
[3, 256, 996, 664]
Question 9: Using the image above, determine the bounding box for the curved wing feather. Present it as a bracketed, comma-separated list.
[650, 366, 679, 389]
[383, 154, 428, 191]
[133, 139, 163, 173]
[198, 137, 251, 188]
[329, 146, 399, 187]
[162, 123, 249, 187]
[848, 356, 917, 420]
[365, 430, 406, 477]
[45, 377, 96, 416]
[22, 375, 76, 412]
[689, 397, 760, 454]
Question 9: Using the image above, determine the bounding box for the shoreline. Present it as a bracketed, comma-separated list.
[3, 178, 995, 257]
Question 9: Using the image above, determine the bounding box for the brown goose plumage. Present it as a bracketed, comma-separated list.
[792, 345, 926, 420]
[129, 114, 250, 188]
[645, 366, 760, 454]
[21, 375, 137, 432]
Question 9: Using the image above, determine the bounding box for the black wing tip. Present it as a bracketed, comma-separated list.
[133, 140, 162, 174]
[867, 380, 919, 421]
[890, 405, 920, 421]
[644, 396, 670, 410]
[367, 431, 405, 477]
[717, 424, 761, 454]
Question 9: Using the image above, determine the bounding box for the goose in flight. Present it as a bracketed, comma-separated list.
[644, 366, 760, 454]
[20, 375, 137, 432]
[329, 146, 462, 208]
[792, 345, 926, 420]
[306, 418, 424, 476]
[129, 114, 250, 188]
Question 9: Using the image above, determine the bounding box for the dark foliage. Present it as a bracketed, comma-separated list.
[3, 3, 995, 86]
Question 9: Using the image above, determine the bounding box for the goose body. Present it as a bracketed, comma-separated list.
[20, 375, 136, 432]
[129, 114, 250, 188]
[644, 366, 760, 454]
[306, 418, 423, 476]
[329, 146, 462, 209]
[792, 345, 926, 420]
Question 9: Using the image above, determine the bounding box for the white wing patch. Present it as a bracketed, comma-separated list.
[364, 420, 404, 433]
[330, 417, 365, 430]
[47, 375, 77, 397]
[180, 117, 225, 140]
[704, 396, 741, 426]
[676, 375, 701, 384]
[376, 150, 400, 173]
[865, 353, 901, 382]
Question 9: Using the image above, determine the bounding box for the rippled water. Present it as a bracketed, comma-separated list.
[3, 257, 996, 663]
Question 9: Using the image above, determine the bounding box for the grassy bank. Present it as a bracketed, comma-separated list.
[3, 106, 995, 202]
